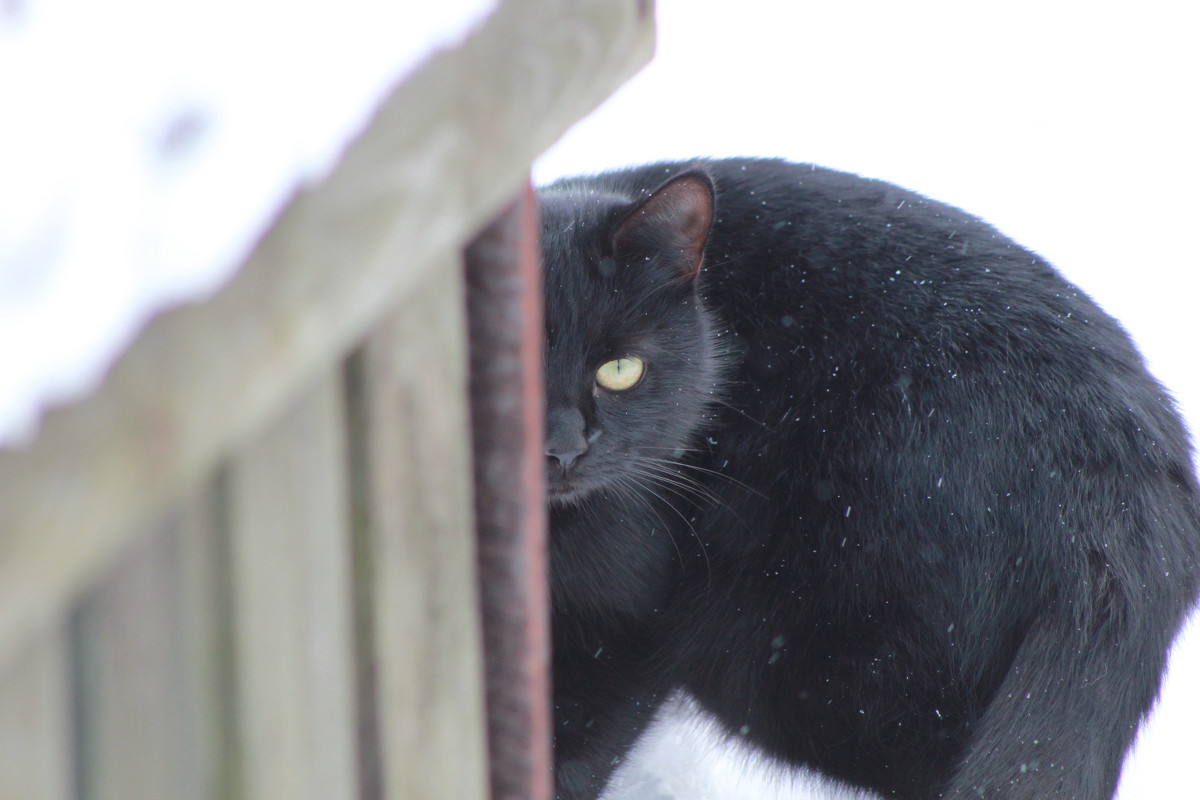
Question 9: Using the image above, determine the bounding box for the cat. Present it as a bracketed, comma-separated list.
[537, 158, 1200, 800]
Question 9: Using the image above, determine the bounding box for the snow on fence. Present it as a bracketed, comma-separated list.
[0, 2, 654, 799]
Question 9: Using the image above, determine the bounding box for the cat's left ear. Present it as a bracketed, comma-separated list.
[612, 170, 714, 283]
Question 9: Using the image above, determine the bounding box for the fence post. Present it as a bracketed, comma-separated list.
[466, 184, 552, 800]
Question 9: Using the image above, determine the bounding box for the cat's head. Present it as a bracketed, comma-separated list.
[538, 170, 724, 506]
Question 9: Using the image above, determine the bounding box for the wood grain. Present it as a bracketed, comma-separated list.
[353, 260, 489, 800]
[227, 373, 358, 800]
[0, 623, 72, 800]
[70, 509, 223, 800]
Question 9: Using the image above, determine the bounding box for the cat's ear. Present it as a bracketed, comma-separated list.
[612, 171, 714, 283]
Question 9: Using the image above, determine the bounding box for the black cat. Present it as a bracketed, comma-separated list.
[539, 158, 1200, 799]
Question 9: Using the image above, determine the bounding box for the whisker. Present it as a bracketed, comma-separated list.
[670, 461, 767, 500]
[620, 472, 712, 588]
[611, 474, 686, 567]
[707, 397, 776, 432]
[624, 461, 720, 507]
[628, 454, 759, 538]
[630, 452, 763, 502]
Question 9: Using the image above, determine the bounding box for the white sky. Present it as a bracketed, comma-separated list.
[537, 2, 1200, 797]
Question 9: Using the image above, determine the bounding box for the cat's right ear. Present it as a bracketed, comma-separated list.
[612, 171, 714, 283]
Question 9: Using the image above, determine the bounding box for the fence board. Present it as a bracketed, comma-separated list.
[71, 530, 174, 800]
[70, 493, 227, 800]
[228, 373, 358, 800]
[354, 258, 488, 800]
[174, 479, 238, 800]
[0, 623, 72, 800]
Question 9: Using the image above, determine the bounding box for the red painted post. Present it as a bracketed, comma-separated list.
[464, 182, 551, 800]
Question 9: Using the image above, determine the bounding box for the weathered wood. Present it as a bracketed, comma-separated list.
[0, 623, 72, 800]
[466, 186, 552, 800]
[227, 373, 358, 800]
[353, 257, 488, 800]
[70, 506, 224, 800]
[175, 478, 238, 800]
[344, 349, 385, 800]
[0, 0, 655, 664]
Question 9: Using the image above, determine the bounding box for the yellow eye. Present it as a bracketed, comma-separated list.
[595, 356, 645, 392]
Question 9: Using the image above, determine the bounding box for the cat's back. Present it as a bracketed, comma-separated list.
[670, 159, 1196, 585]
[700, 159, 1110, 345]
[692, 159, 1173, 435]
[566, 158, 1129, 370]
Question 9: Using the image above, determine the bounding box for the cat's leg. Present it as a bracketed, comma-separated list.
[553, 631, 671, 800]
[939, 599, 1176, 799]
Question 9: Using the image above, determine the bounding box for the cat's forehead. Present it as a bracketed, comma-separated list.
[538, 187, 629, 253]
[541, 249, 615, 355]
[537, 182, 700, 362]
[538, 197, 642, 357]
[538, 189, 627, 308]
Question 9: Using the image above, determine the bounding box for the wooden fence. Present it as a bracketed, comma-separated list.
[0, 2, 655, 798]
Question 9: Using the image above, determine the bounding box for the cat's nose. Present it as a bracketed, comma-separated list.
[546, 443, 587, 471]
[546, 406, 588, 472]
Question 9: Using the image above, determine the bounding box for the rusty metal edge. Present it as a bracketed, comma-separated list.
[465, 183, 551, 800]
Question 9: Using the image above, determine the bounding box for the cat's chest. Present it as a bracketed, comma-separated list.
[550, 495, 686, 619]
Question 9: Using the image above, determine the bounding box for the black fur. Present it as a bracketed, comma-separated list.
[539, 158, 1200, 799]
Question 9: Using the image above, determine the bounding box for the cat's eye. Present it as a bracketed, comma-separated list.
[595, 356, 645, 392]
